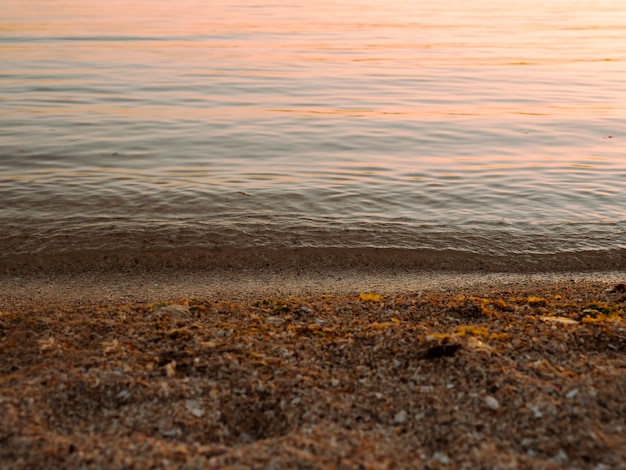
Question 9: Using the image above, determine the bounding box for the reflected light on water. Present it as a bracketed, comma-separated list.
[0, 0, 625, 258]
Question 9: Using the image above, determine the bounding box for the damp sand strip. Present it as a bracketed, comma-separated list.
[1, 274, 626, 468]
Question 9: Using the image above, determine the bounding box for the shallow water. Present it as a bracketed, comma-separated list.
[1, 0, 625, 270]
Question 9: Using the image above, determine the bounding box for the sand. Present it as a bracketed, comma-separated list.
[2, 268, 625, 310]
[1, 268, 626, 469]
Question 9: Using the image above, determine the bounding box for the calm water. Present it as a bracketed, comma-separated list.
[1, 0, 625, 270]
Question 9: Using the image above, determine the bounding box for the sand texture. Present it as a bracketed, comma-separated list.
[1, 276, 626, 469]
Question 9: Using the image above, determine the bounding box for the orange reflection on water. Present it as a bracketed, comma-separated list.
[2, 0, 625, 169]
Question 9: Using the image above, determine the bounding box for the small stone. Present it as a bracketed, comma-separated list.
[394, 410, 407, 424]
[265, 316, 284, 326]
[162, 428, 181, 438]
[102, 339, 119, 355]
[466, 336, 493, 353]
[529, 405, 542, 418]
[485, 395, 500, 410]
[566, 389, 579, 399]
[38, 336, 56, 352]
[186, 400, 204, 418]
[432, 452, 450, 464]
[156, 304, 191, 321]
[165, 360, 176, 377]
[331, 378, 340, 387]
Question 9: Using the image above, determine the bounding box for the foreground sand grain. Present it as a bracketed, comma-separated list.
[1, 279, 625, 469]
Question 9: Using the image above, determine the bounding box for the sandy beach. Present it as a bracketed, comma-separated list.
[1, 267, 625, 469]
[3, 0, 626, 467]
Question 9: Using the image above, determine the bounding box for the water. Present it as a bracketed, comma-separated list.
[1, 0, 625, 271]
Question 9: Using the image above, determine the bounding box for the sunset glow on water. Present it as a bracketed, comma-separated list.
[1, 0, 625, 266]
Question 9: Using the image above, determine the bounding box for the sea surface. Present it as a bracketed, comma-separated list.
[1, 0, 625, 271]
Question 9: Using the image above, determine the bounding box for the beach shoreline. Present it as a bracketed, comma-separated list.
[2, 246, 625, 277]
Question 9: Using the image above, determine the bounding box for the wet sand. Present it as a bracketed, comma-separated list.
[1, 269, 626, 469]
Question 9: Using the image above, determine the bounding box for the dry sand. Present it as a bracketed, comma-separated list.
[2, 269, 625, 310]
[1, 269, 626, 469]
